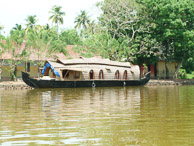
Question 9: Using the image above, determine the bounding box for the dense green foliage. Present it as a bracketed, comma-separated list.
[1, 29, 26, 81]
[178, 69, 194, 79]
[25, 15, 37, 29]
[138, 0, 194, 78]
[60, 29, 82, 45]
[0, 25, 5, 40]
[97, 0, 160, 65]
[96, 0, 194, 78]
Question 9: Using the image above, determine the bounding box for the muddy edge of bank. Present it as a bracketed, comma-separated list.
[0, 81, 33, 90]
[1, 79, 194, 90]
[147, 79, 194, 86]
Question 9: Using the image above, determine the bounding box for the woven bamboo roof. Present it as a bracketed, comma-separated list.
[45, 59, 132, 74]
[57, 57, 131, 68]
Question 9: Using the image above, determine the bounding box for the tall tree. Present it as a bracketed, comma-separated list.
[13, 24, 22, 31]
[0, 25, 4, 38]
[26, 26, 67, 78]
[1, 29, 27, 81]
[98, 0, 159, 64]
[74, 10, 90, 30]
[139, 0, 194, 78]
[25, 15, 38, 35]
[85, 20, 97, 35]
[60, 29, 82, 45]
[0, 25, 5, 79]
[0, 39, 6, 80]
[0, 25, 3, 30]
[49, 5, 65, 34]
[25, 15, 37, 28]
[26, 30, 50, 78]
[0, 25, 4, 33]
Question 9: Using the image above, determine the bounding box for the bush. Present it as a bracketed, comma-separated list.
[178, 69, 186, 79]
[60, 29, 82, 45]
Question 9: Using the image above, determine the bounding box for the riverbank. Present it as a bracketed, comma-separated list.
[1, 79, 194, 90]
[147, 79, 194, 86]
[0, 81, 33, 90]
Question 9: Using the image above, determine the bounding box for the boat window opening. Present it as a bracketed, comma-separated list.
[74, 71, 80, 79]
[89, 70, 94, 79]
[105, 68, 111, 73]
[27, 62, 30, 72]
[62, 70, 69, 78]
[115, 70, 120, 79]
[53, 72, 56, 78]
[123, 70, 127, 80]
[132, 72, 135, 79]
[44, 67, 50, 76]
[130, 71, 135, 79]
[99, 70, 104, 79]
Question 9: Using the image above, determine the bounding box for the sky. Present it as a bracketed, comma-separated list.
[0, 0, 102, 36]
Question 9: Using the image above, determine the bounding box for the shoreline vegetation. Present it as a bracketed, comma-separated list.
[1, 79, 194, 90]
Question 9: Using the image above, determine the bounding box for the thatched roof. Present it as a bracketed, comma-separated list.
[43, 57, 132, 74]
[57, 57, 131, 68]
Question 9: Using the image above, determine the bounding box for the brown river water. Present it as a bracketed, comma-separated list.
[0, 86, 194, 146]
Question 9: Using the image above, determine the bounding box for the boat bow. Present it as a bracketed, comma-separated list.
[140, 71, 151, 85]
[22, 72, 39, 88]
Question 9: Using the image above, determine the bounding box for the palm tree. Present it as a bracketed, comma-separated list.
[44, 24, 50, 30]
[74, 10, 90, 30]
[13, 24, 22, 31]
[49, 5, 65, 34]
[0, 25, 4, 35]
[88, 20, 96, 34]
[25, 15, 37, 28]
[0, 25, 3, 31]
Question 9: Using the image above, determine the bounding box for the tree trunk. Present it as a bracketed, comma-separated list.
[0, 66, 2, 80]
[173, 60, 183, 79]
[11, 65, 17, 81]
[38, 64, 40, 79]
[138, 64, 142, 79]
[165, 60, 169, 79]
[57, 22, 59, 38]
[0, 61, 4, 80]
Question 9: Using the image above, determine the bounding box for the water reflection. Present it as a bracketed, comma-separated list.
[38, 87, 142, 124]
[0, 86, 194, 145]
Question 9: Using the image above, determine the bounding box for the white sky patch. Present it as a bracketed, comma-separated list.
[0, 0, 102, 35]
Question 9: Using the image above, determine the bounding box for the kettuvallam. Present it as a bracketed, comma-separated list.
[22, 57, 150, 88]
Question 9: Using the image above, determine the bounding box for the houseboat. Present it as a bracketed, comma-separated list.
[22, 57, 150, 88]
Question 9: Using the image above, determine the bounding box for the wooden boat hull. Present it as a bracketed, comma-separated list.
[22, 72, 150, 88]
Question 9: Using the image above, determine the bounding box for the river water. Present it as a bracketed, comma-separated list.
[0, 86, 194, 146]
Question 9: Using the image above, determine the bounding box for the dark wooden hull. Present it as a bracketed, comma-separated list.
[22, 72, 150, 88]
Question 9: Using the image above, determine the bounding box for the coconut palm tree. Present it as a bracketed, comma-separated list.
[49, 5, 65, 34]
[13, 24, 22, 31]
[0, 25, 4, 35]
[88, 20, 96, 34]
[25, 15, 37, 28]
[74, 10, 90, 30]
[0, 25, 3, 31]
